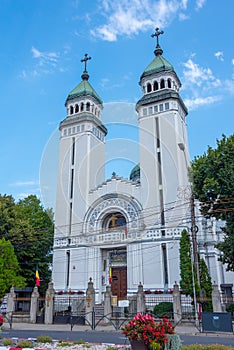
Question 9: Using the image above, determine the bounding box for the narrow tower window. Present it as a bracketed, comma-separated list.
[70, 169, 74, 199]
[153, 81, 159, 91]
[66, 250, 70, 288]
[86, 102, 90, 111]
[81, 102, 84, 111]
[160, 79, 165, 89]
[69, 202, 72, 235]
[71, 137, 75, 165]
[70, 106, 74, 115]
[147, 83, 152, 93]
[167, 79, 171, 88]
[75, 104, 79, 113]
[162, 243, 168, 287]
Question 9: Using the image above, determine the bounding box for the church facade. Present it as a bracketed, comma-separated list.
[52, 30, 233, 301]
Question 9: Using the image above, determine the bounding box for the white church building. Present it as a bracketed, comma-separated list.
[52, 29, 233, 301]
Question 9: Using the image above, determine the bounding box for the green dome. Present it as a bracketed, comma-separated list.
[141, 54, 174, 80]
[130, 163, 140, 182]
[65, 79, 103, 105]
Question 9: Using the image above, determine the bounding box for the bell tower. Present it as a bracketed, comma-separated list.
[53, 54, 107, 290]
[136, 29, 190, 229]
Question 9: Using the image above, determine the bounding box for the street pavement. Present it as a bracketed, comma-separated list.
[1, 321, 233, 336]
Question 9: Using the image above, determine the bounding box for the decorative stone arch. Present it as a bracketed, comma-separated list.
[83, 193, 143, 234]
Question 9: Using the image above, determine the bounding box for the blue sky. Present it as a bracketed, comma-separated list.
[0, 0, 233, 209]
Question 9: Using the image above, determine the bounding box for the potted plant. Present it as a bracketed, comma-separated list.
[122, 313, 175, 350]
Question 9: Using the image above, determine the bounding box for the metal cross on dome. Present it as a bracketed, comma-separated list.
[81, 53, 91, 72]
[151, 27, 164, 46]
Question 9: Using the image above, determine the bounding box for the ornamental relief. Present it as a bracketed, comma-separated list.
[85, 196, 142, 233]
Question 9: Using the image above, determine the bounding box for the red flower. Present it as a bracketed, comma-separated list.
[121, 313, 175, 349]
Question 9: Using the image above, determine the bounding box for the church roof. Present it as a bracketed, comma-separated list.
[130, 163, 140, 182]
[140, 28, 174, 80]
[65, 79, 103, 105]
[65, 54, 103, 105]
[141, 53, 174, 79]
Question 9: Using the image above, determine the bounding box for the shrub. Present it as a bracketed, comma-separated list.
[73, 339, 86, 344]
[182, 345, 234, 350]
[153, 302, 173, 318]
[16, 340, 33, 348]
[37, 335, 52, 343]
[2, 339, 13, 346]
[226, 304, 234, 314]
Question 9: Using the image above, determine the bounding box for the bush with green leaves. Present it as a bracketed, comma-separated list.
[153, 302, 173, 317]
[182, 345, 234, 350]
[2, 339, 13, 346]
[16, 340, 33, 348]
[37, 335, 52, 343]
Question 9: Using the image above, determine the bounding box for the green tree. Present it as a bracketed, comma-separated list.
[0, 194, 54, 293]
[0, 195, 16, 235]
[180, 230, 213, 312]
[191, 134, 234, 271]
[199, 258, 212, 312]
[0, 238, 26, 298]
[179, 229, 195, 297]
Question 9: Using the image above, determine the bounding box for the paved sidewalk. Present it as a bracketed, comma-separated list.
[2, 321, 233, 337]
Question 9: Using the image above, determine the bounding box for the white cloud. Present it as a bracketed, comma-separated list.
[91, 0, 189, 41]
[232, 59, 234, 65]
[196, 0, 206, 10]
[31, 46, 59, 67]
[184, 96, 221, 110]
[224, 79, 234, 95]
[20, 47, 66, 79]
[182, 58, 223, 111]
[215, 51, 224, 62]
[10, 180, 38, 187]
[182, 59, 221, 89]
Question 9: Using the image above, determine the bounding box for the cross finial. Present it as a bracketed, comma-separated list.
[151, 27, 164, 46]
[81, 53, 91, 73]
[151, 28, 164, 56]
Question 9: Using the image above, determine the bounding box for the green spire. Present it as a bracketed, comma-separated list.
[140, 28, 174, 80]
[65, 53, 103, 105]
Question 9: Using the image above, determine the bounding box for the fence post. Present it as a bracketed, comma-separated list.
[30, 286, 39, 324]
[44, 281, 55, 324]
[212, 282, 222, 312]
[173, 282, 182, 324]
[104, 285, 112, 323]
[137, 282, 146, 313]
[86, 278, 95, 327]
[7, 286, 16, 314]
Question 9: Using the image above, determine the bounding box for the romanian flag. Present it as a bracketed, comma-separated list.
[35, 266, 40, 286]
[109, 267, 112, 284]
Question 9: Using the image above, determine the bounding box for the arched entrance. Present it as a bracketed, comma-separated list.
[109, 249, 127, 299]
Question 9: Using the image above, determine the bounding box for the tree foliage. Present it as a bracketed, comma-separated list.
[199, 258, 212, 312]
[179, 229, 195, 297]
[179, 229, 212, 309]
[191, 134, 234, 271]
[0, 194, 54, 294]
[0, 238, 26, 298]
